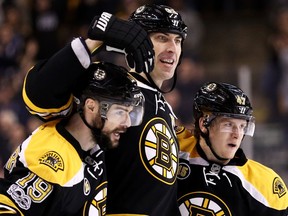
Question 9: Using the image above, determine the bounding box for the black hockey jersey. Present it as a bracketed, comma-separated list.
[177, 127, 288, 216]
[0, 119, 107, 215]
[105, 74, 180, 216]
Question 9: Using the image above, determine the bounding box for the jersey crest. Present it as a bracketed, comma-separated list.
[178, 192, 232, 216]
[139, 117, 178, 185]
[83, 181, 107, 216]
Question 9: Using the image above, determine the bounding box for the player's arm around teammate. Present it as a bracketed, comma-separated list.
[22, 11, 154, 121]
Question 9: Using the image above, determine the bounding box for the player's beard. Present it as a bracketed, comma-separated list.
[93, 130, 114, 150]
[90, 112, 114, 150]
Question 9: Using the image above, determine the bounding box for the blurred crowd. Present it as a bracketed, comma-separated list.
[261, 4, 288, 141]
[1, 0, 288, 178]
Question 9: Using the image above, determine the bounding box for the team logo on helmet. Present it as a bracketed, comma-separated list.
[139, 118, 178, 185]
[135, 5, 145, 14]
[94, 68, 106, 80]
[178, 191, 232, 216]
[205, 82, 217, 92]
[39, 151, 64, 172]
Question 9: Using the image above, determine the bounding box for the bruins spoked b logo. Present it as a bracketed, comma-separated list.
[178, 192, 231, 216]
[83, 181, 107, 216]
[139, 118, 178, 185]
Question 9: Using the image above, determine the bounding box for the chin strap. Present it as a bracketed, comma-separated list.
[145, 70, 177, 94]
[200, 130, 229, 161]
[78, 108, 108, 151]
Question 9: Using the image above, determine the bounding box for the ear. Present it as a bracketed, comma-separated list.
[85, 98, 98, 112]
[199, 117, 207, 133]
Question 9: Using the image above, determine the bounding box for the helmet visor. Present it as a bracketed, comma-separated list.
[208, 113, 255, 137]
[128, 104, 144, 126]
[102, 99, 144, 127]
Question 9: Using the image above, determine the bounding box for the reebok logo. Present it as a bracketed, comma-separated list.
[95, 12, 112, 31]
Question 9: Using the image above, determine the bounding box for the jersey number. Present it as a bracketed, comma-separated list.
[8, 172, 53, 210]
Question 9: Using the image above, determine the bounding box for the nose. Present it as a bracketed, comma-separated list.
[166, 40, 177, 52]
[122, 114, 131, 128]
[231, 125, 243, 139]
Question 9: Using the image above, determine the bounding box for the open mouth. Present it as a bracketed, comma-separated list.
[160, 58, 174, 65]
[227, 143, 237, 148]
[114, 132, 120, 138]
[113, 129, 126, 139]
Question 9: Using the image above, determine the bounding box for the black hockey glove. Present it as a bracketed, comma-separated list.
[88, 12, 154, 73]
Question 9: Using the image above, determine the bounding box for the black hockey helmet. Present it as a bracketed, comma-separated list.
[129, 4, 187, 40]
[76, 62, 145, 126]
[193, 82, 255, 136]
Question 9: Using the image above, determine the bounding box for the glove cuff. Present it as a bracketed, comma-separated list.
[71, 37, 91, 69]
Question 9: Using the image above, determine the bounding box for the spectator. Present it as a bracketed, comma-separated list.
[30, 0, 64, 59]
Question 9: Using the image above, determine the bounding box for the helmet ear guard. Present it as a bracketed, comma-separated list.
[202, 113, 214, 127]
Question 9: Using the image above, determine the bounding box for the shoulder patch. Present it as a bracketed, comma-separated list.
[23, 120, 83, 185]
[39, 151, 64, 172]
[273, 177, 287, 198]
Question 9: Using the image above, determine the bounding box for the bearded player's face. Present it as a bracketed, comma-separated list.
[92, 104, 133, 149]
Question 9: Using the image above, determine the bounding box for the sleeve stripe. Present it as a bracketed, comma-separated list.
[71, 37, 91, 69]
[22, 74, 74, 119]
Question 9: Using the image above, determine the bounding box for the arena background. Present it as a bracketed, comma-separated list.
[0, 0, 287, 185]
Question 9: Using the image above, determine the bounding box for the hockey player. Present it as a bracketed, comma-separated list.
[0, 61, 145, 215]
[177, 82, 288, 215]
[104, 4, 187, 215]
